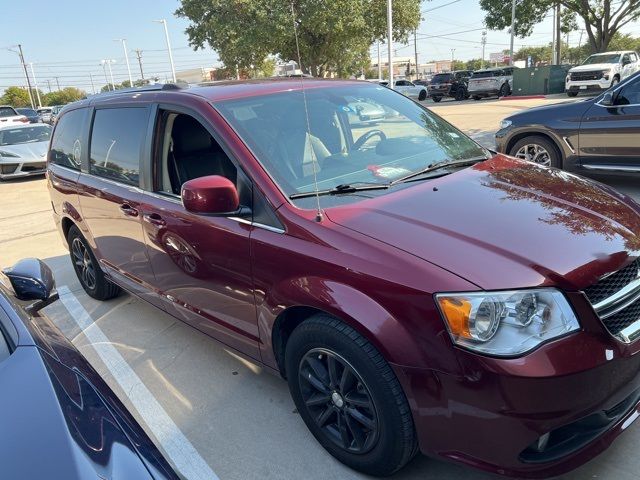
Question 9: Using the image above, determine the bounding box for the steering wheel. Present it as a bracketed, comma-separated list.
[353, 129, 387, 151]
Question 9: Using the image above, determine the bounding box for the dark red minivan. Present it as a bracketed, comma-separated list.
[47, 80, 640, 478]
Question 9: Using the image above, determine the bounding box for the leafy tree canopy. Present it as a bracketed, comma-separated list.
[176, 0, 421, 77]
[479, 0, 640, 53]
[42, 87, 86, 106]
[0, 86, 38, 108]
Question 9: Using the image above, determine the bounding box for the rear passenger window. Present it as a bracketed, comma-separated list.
[49, 108, 85, 170]
[90, 108, 148, 186]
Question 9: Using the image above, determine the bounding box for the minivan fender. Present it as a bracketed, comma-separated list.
[260, 276, 436, 372]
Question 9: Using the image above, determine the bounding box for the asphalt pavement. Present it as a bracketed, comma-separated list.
[1, 96, 639, 480]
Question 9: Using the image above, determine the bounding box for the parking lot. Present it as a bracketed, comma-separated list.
[2, 97, 640, 480]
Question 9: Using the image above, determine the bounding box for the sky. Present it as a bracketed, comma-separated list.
[1, 0, 640, 94]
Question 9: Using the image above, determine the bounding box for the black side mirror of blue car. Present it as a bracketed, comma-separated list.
[3, 258, 57, 311]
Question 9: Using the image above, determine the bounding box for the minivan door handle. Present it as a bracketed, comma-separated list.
[143, 213, 166, 227]
[119, 203, 139, 217]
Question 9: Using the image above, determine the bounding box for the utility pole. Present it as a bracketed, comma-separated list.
[29, 63, 42, 108]
[509, 0, 516, 66]
[387, 0, 393, 88]
[481, 31, 487, 69]
[555, 3, 561, 64]
[153, 19, 177, 83]
[451, 48, 456, 70]
[100, 62, 110, 91]
[413, 30, 420, 80]
[17, 45, 35, 109]
[134, 49, 145, 80]
[46, 79, 51, 93]
[115, 38, 133, 86]
[89, 73, 96, 94]
[377, 41, 382, 80]
[578, 29, 585, 48]
[54, 76, 61, 91]
[102, 60, 116, 90]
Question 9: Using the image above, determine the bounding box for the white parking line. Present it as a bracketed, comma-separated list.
[57, 285, 219, 480]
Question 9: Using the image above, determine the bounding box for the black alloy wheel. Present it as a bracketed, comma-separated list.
[67, 225, 121, 300]
[499, 83, 510, 97]
[298, 348, 379, 454]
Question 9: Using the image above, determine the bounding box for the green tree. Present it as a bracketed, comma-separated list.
[0, 86, 36, 107]
[176, 0, 421, 78]
[464, 59, 485, 70]
[43, 87, 86, 106]
[479, 0, 640, 53]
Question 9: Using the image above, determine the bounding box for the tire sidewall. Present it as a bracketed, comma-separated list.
[510, 136, 561, 169]
[285, 318, 413, 474]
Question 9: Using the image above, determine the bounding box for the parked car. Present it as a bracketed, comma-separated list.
[428, 70, 474, 102]
[48, 80, 640, 478]
[0, 123, 51, 179]
[49, 105, 65, 124]
[468, 67, 515, 99]
[16, 107, 41, 123]
[414, 76, 432, 86]
[0, 105, 29, 127]
[391, 79, 428, 101]
[496, 70, 640, 172]
[566, 50, 640, 97]
[37, 107, 54, 124]
[346, 98, 386, 124]
[0, 258, 179, 479]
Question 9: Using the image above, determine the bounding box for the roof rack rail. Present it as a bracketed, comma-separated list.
[89, 82, 188, 98]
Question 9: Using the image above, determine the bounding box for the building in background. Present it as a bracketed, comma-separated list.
[174, 67, 217, 83]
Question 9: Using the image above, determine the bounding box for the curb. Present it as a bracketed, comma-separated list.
[499, 95, 547, 100]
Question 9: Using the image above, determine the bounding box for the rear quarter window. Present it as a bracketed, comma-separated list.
[49, 108, 86, 170]
[89, 107, 149, 187]
[0, 107, 18, 117]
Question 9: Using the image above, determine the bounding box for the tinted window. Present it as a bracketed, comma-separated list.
[49, 108, 85, 170]
[471, 70, 500, 79]
[616, 78, 640, 105]
[16, 108, 36, 116]
[432, 74, 453, 82]
[90, 108, 148, 186]
[0, 107, 17, 117]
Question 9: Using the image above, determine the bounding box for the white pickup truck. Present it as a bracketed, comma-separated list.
[566, 50, 640, 97]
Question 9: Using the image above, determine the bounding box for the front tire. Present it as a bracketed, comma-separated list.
[499, 83, 510, 97]
[418, 90, 427, 101]
[431, 96, 442, 103]
[285, 314, 417, 476]
[567, 90, 578, 97]
[510, 135, 561, 168]
[67, 225, 121, 300]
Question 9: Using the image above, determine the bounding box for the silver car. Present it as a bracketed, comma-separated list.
[0, 124, 51, 179]
[380, 80, 428, 101]
[468, 67, 515, 100]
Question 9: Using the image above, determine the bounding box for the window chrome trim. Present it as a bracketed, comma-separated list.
[562, 136, 576, 154]
[616, 319, 640, 343]
[582, 164, 640, 172]
[228, 216, 285, 234]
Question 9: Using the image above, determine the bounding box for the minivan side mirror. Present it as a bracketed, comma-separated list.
[181, 175, 240, 215]
[3, 258, 56, 304]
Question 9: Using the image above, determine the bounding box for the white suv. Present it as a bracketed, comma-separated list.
[0, 106, 29, 127]
[566, 51, 640, 97]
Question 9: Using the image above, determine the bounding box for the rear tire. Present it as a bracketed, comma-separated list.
[499, 83, 510, 97]
[472, 95, 482, 101]
[567, 91, 578, 97]
[285, 314, 417, 476]
[431, 96, 442, 103]
[454, 87, 467, 101]
[67, 225, 121, 300]
[418, 90, 427, 101]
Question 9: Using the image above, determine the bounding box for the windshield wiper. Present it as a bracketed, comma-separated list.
[290, 182, 389, 199]
[390, 156, 488, 185]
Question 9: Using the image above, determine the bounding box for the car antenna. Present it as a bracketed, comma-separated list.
[290, 1, 323, 222]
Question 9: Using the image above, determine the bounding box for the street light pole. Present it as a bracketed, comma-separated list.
[115, 38, 133, 86]
[481, 31, 487, 69]
[377, 41, 382, 80]
[387, 0, 393, 89]
[509, 0, 516, 66]
[153, 19, 177, 83]
[29, 63, 42, 107]
[451, 48, 456, 68]
[414, 30, 419, 80]
[100, 62, 110, 91]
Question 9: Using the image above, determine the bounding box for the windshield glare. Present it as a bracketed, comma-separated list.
[583, 54, 621, 65]
[216, 84, 486, 199]
[0, 125, 51, 146]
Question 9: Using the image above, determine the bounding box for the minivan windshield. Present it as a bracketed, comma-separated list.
[216, 83, 487, 201]
[583, 53, 621, 65]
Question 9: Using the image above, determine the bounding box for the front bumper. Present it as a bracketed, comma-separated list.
[566, 78, 611, 93]
[0, 160, 47, 179]
[393, 293, 640, 478]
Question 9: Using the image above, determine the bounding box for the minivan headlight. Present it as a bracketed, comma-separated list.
[435, 289, 579, 356]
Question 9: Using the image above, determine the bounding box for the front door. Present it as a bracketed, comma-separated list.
[78, 106, 159, 301]
[139, 109, 260, 359]
[579, 75, 640, 171]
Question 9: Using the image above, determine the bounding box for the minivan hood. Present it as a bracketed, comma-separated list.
[570, 63, 618, 72]
[327, 156, 640, 291]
